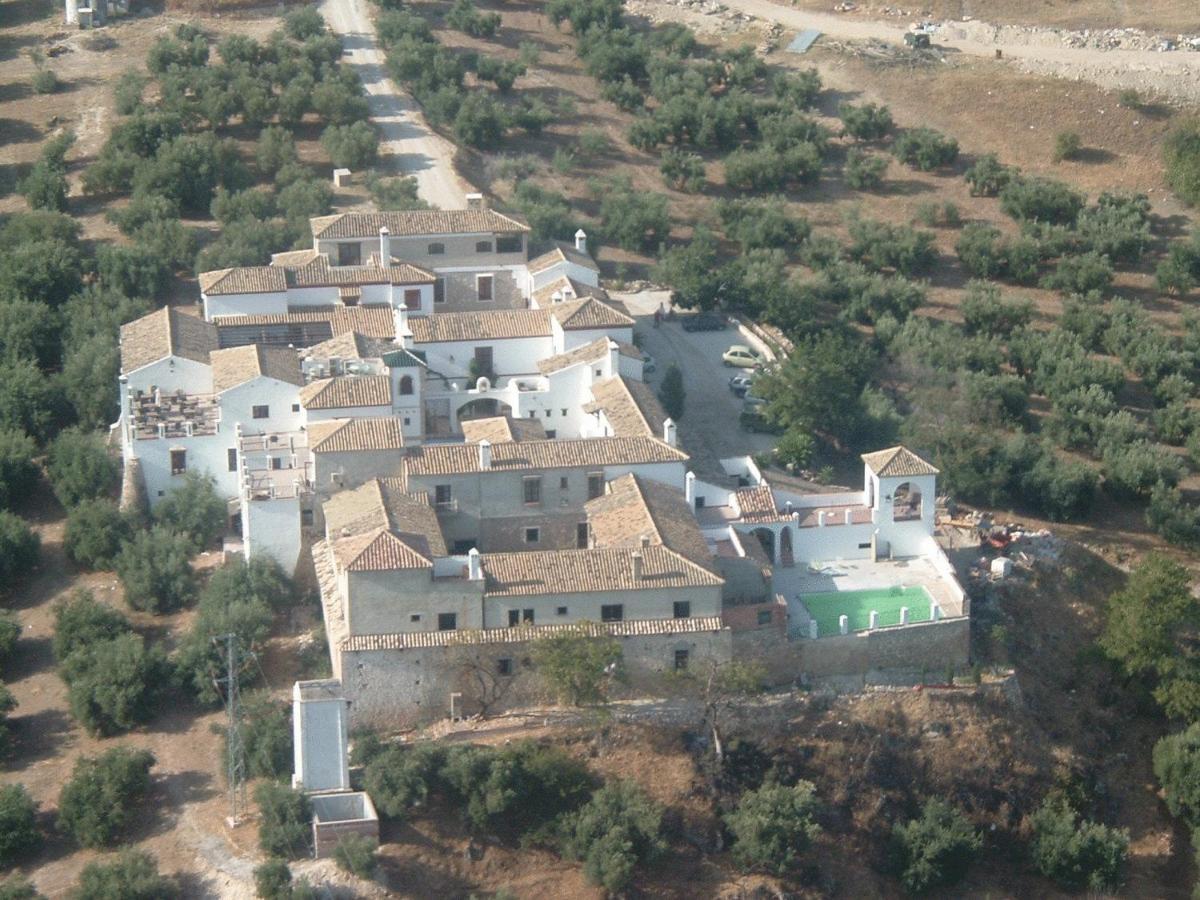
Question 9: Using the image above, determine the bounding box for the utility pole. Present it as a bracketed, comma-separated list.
[213, 633, 248, 826]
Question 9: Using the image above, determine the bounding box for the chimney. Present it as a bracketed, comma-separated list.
[468, 547, 482, 581]
[392, 302, 410, 342]
[575, 229, 587, 254]
[466, 192, 485, 210]
[639, 534, 651, 549]
[608, 339, 619, 375]
[631, 551, 643, 582]
[685, 471, 696, 508]
[551, 290, 563, 304]
[378, 226, 391, 265]
[478, 439, 491, 469]
[663, 418, 677, 448]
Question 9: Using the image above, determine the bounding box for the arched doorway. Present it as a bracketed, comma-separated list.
[457, 398, 512, 422]
[779, 527, 794, 568]
[751, 527, 775, 564]
[893, 482, 922, 521]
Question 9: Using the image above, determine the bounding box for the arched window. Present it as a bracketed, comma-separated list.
[893, 482, 922, 522]
[399, 375, 414, 396]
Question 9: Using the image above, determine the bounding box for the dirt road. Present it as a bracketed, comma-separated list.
[319, 0, 470, 209]
[720, 0, 1200, 103]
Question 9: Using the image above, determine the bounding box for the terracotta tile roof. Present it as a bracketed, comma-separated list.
[528, 241, 599, 275]
[537, 337, 641, 375]
[861, 446, 939, 478]
[340, 616, 726, 652]
[481, 544, 722, 597]
[299, 374, 393, 410]
[209, 345, 303, 393]
[324, 478, 446, 559]
[310, 209, 530, 240]
[460, 415, 546, 444]
[308, 417, 405, 453]
[586, 473, 716, 572]
[403, 436, 687, 477]
[408, 309, 552, 343]
[120, 307, 219, 374]
[333, 528, 432, 571]
[584, 377, 667, 439]
[213, 307, 397, 339]
[301, 331, 395, 361]
[198, 266, 288, 296]
[285, 254, 435, 288]
[734, 485, 783, 523]
[550, 297, 632, 331]
[270, 249, 321, 267]
[531, 275, 609, 307]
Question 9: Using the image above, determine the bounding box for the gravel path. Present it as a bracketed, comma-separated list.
[319, 0, 472, 209]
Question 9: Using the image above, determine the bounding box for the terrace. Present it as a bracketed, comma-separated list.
[239, 431, 313, 500]
[129, 389, 219, 440]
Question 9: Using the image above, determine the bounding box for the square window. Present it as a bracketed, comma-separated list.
[560, 476, 569, 490]
[576, 522, 589, 549]
[292, 403, 300, 413]
[337, 243, 361, 266]
[556, 606, 568, 616]
[522, 608, 534, 623]
[437, 612, 457, 631]
[435, 484, 453, 506]
[757, 609, 772, 626]
[522, 476, 541, 505]
[170, 449, 187, 475]
[561, 409, 567, 417]
[496, 236, 521, 253]
[601, 604, 623, 623]
[673, 601, 691, 619]
[252, 405, 269, 419]
[271, 457, 283, 470]
[524, 527, 540, 544]
[544, 409, 552, 417]
[674, 649, 689, 671]
[403, 417, 411, 426]
[227, 448, 238, 472]
[428, 242, 445, 255]
[587, 473, 604, 500]
[508, 609, 520, 627]
[545, 430, 557, 439]
[300, 509, 314, 527]
[475, 240, 493, 253]
[411, 613, 422, 623]
[434, 279, 446, 303]
[477, 275, 494, 302]
[497, 658, 514, 676]
[404, 288, 421, 307]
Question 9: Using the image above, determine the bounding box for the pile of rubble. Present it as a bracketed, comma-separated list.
[627, 0, 758, 33]
[942, 18, 1200, 53]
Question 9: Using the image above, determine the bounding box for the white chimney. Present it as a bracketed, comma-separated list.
[551, 290, 563, 304]
[631, 551, 643, 582]
[468, 547, 482, 580]
[685, 471, 695, 508]
[575, 229, 587, 254]
[466, 192, 485, 209]
[608, 340, 619, 374]
[379, 226, 391, 265]
[639, 534, 651, 549]
[392, 302, 410, 341]
[478, 439, 491, 469]
[663, 418, 677, 448]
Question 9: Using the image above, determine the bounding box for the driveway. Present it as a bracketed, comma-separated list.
[616, 291, 777, 480]
[319, 0, 470, 209]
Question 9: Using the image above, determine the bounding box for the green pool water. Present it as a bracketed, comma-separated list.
[802, 585, 933, 636]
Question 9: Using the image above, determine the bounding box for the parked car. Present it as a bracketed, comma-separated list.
[722, 345, 764, 368]
[681, 313, 728, 332]
[728, 374, 753, 397]
[641, 354, 657, 374]
[740, 407, 783, 435]
[743, 393, 766, 409]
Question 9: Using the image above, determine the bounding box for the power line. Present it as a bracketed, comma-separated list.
[213, 633, 250, 824]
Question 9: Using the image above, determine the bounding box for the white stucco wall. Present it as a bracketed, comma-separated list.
[243, 494, 303, 574]
[202, 291, 289, 320]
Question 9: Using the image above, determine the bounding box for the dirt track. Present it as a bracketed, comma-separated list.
[318, 0, 471, 208]
[717, 0, 1200, 103]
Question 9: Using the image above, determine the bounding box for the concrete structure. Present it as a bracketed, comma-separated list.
[292, 679, 351, 793]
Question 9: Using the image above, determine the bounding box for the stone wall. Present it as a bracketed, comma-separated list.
[798, 617, 969, 678]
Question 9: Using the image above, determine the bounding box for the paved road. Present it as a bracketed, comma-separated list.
[617, 291, 776, 480]
[721, 0, 1200, 101]
[319, 0, 470, 209]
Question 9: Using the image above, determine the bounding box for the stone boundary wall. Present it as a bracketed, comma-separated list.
[798, 617, 969, 678]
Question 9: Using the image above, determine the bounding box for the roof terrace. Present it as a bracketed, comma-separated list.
[129, 389, 220, 440]
[239, 431, 313, 500]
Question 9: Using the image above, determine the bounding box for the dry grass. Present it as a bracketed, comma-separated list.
[786, 0, 1200, 32]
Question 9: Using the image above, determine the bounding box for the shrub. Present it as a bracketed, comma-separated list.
[254, 782, 311, 859]
[52, 590, 130, 663]
[1029, 798, 1127, 893]
[960, 282, 1033, 337]
[61, 632, 168, 736]
[284, 6, 326, 40]
[846, 218, 936, 277]
[724, 143, 821, 193]
[70, 849, 175, 900]
[0, 876, 39, 900]
[321, 121, 379, 170]
[446, 0, 500, 37]
[240, 693, 293, 779]
[1101, 440, 1181, 499]
[116, 526, 197, 614]
[31, 68, 58, 95]
[892, 128, 958, 171]
[964, 153, 1017, 197]
[58, 746, 156, 848]
[844, 148, 887, 190]
[1165, 118, 1200, 206]
[0, 785, 39, 867]
[363, 743, 445, 820]
[658, 363, 685, 421]
[659, 148, 705, 192]
[1052, 130, 1082, 163]
[1040, 252, 1113, 295]
[592, 177, 668, 252]
[726, 780, 821, 875]
[891, 799, 980, 894]
[1154, 722, 1200, 827]
[1157, 234, 1200, 294]
[717, 197, 809, 251]
[839, 102, 893, 141]
[559, 781, 664, 893]
[253, 859, 292, 900]
[0, 512, 39, 591]
[0, 612, 18, 668]
[153, 472, 225, 552]
[1146, 483, 1200, 548]
[333, 833, 377, 878]
[1076, 192, 1151, 265]
[46, 428, 119, 508]
[0, 429, 38, 511]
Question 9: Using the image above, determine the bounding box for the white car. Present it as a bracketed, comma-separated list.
[722, 345, 764, 368]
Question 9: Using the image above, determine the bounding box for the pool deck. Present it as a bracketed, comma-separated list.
[777, 557, 965, 637]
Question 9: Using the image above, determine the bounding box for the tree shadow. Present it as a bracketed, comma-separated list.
[3, 634, 53, 682]
[884, 178, 938, 197]
[0, 0, 57, 25]
[9, 707, 76, 766]
[1070, 147, 1117, 165]
[0, 31, 43, 63]
[0, 116, 42, 143]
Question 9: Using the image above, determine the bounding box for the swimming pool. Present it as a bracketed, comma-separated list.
[801, 585, 934, 636]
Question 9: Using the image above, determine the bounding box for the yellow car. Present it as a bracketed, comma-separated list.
[722, 345, 764, 368]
